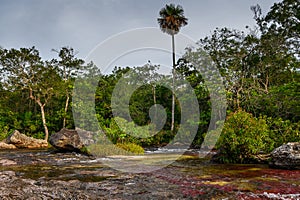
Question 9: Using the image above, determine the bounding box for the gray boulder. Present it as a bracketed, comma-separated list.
[50, 128, 82, 151]
[49, 128, 95, 152]
[269, 142, 300, 169]
[6, 130, 48, 149]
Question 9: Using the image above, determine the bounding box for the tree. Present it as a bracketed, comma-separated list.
[130, 62, 162, 124]
[53, 47, 84, 128]
[199, 27, 255, 110]
[158, 3, 188, 132]
[0, 47, 60, 141]
[253, 0, 299, 58]
[176, 58, 211, 146]
[196, 1, 299, 122]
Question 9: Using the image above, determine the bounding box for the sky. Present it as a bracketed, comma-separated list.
[0, 0, 280, 70]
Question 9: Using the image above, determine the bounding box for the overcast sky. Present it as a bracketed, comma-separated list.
[0, 0, 280, 67]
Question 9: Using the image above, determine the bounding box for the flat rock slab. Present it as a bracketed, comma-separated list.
[6, 130, 48, 149]
[0, 142, 16, 149]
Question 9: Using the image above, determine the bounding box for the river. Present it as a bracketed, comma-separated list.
[0, 149, 299, 199]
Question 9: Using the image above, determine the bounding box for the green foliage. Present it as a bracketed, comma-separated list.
[102, 118, 125, 144]
[214, 111, 299, 164]
[102, 117, 175, 147]
[30, 132, 45, 140]
[157, 4, 188, 35]
[248, 82, 300, 122]
[176, 58, 212, 147]
[267, 118, 300, 149]
[216, 110, 269, 163]
[116, 143, 144, 154]
[79, 146, 90, 155]
[0, 122, 10, 141]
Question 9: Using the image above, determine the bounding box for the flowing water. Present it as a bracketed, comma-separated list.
[0, 149, 299, 199]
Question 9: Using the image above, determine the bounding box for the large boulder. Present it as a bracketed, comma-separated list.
[269, 142, 300, 169]
[6, 130, 48, 149]
[49, 128, 95, 152]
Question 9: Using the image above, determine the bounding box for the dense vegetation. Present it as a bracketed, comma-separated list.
[0, 0, 299, 163]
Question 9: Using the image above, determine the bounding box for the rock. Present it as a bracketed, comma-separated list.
[75, 128, 96, 146]
[0, 142, 16, 149]
[6, 130, 48, 149]
[269, 142, 300, 169]
[49, 128, 95, 152]
[0, 159, 17, 166]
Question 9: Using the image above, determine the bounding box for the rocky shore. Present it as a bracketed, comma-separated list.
[0, 129, 300, 199]
[0, 130, 48, 149]
[0, 149, 300, 199]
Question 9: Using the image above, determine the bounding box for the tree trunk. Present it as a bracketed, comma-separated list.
[41, 106, 49, 141]
[39, 103, 49, 141]
[63, 91, 69, 128]
[171, 34, 176, 132]
[152, 85, 157, 121]
[29, 89, 49, 141]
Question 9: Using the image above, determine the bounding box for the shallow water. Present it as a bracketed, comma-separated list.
[0, 149, 299, 199]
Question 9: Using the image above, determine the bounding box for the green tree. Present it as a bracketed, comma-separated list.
[158, 4, 188, 132]
[0, 47, 60, 141]
[53, 47, 84, 128]
[246, 2, 299, 118]
[199, 27, 259, 110]
[129, 62, 162, 125]
[199, 12, 298, 113]
[176, 58, 211, 146]
[253, 0, 299, 58]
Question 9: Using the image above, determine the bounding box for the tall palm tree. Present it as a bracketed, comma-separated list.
[158, 4, 188, 132]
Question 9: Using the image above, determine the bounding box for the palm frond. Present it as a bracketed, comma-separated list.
[157, 4, 188, 35]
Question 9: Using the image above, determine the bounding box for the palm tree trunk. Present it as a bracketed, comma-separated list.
[171, 34, 176, 132]
[152, 85, 157, 121]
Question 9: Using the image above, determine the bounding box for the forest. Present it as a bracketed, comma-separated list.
[0, 0, 299, 163]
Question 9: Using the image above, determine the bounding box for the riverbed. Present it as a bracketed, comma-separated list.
[0, 149, 299, 199]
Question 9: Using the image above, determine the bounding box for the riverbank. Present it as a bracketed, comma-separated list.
[0, 149, 300, 199]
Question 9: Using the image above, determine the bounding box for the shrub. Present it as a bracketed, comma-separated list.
[116, 143, 144, 154]
[86, 142, 144, 157]
[216, 110, 269, 163]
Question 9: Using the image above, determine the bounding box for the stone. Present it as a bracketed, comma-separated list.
[49, 128, 94, 152]
[6, 130, 48, 149]
[75, 128, 96, 146]
[269, 142, 300, 169]
[0, 142, 16, 149]
[0, 159, 17, 166]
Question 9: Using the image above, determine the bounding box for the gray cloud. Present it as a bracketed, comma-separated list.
[0, 0, 280, 61]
